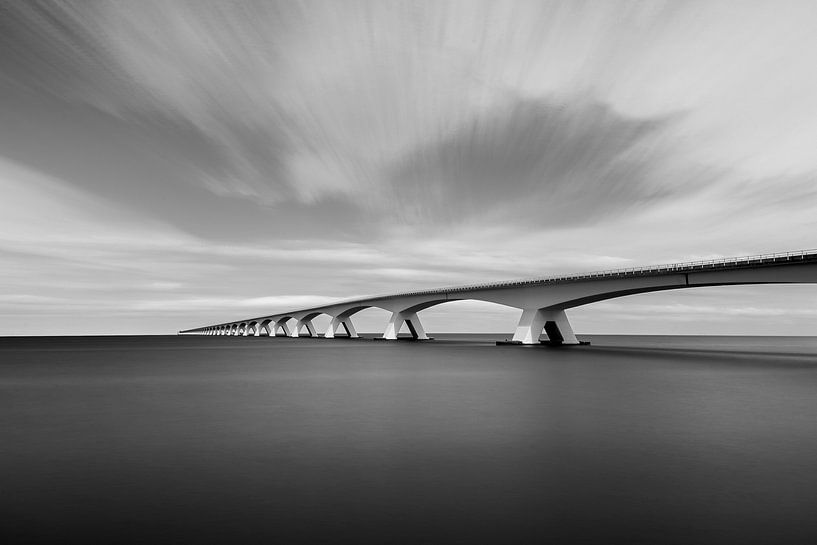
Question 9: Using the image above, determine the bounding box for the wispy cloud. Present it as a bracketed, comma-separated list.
[387, 95, 684, 226]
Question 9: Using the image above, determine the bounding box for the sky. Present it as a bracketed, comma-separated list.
[2, 0, 817, 336]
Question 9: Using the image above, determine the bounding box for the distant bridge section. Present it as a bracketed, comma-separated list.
[179, 250, 817, 344]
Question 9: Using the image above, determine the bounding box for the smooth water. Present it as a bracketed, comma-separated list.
[2, 335, 817, 544]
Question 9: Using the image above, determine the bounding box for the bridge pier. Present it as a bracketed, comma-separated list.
[512, 309, 579, 345]
[324, 316, 359, 338]
[274, 320, 291, 337]
[383, 311, 429, 340]
[293, 319, 317, 337]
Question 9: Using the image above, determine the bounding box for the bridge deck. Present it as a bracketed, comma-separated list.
[395, 249, 817, 298]
[182, 249, 817, 332]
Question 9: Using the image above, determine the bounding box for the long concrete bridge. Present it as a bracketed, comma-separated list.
[179, 250, 817, 344]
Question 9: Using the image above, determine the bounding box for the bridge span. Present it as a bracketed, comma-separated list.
[180, 250, 817, 344]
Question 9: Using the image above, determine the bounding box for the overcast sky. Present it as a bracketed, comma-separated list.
[2, 0, 817, 336]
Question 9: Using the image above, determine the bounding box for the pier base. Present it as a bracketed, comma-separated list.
[512, 309, 579, 345]
[383, 311, 429, 340]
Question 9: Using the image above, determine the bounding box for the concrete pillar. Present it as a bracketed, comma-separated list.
[383, 311, 428, 340]
[294, 319, 316, 337]
[260, 321, 271, 336]
[276, 321, 291, 337]
[512, 309, 578, 345]
[324, 316, 359, 338]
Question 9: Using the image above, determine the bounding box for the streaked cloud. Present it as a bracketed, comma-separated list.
[388, 95, 683, 226]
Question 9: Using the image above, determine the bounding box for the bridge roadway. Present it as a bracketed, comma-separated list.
[179, 250, 817, 344]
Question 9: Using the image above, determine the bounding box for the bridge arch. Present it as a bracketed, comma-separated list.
[272, 316, 293, 337]
[180, 251, 817, 342]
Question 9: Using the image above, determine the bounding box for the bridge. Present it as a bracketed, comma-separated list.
[179, 250, 817, 344]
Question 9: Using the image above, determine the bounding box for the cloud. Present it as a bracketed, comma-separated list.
[131, 295, 346, 313]
[387, 95, 687, 226]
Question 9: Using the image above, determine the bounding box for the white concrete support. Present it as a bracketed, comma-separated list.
[260, 322, 271, 336]
[548, 310, 578, 344]
[324, 316, 360, 338]
[383, 311, 429, 340]
[252, 323, 261, 337]
[511, 309, 579, 345]
[276, 321, 291, 337]
[294, 319, 316, 337]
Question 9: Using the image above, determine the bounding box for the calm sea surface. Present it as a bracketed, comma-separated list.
[3, 334, 817, 544]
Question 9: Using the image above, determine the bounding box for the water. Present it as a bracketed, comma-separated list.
[2, 334, 817, 544]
